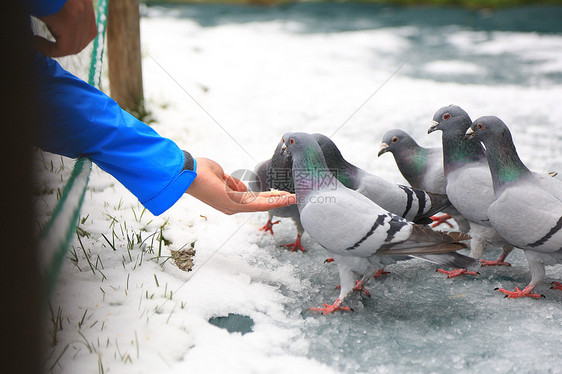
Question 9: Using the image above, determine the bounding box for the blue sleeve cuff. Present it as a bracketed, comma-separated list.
[142, 158, 198, 216]
[28, 0, 67, 17]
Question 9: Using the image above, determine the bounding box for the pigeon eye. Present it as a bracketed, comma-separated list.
[443, 113, 451, 120]
[477, 123, 484, 130]
[391, 136, 399, 143]
[289, 138, 295, 145]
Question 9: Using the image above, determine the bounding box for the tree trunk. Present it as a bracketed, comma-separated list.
[107, 0, 144, 116]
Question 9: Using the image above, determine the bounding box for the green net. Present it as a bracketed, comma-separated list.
[40, 0, 109, 295]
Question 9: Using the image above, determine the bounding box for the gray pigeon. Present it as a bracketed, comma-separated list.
[252, 133, 450, 252]
[466, 116, 562, 298]
[378, 129, 470, 232]
[281, 131, 476, 313]
[428, 105, 514, 273]
[313, 133, 451, 225]
[249, 139, 305, 252]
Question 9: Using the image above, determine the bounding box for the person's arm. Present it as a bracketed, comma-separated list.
[34, 55, 293, 216]
[33, 0, 97, 57]
[186, 158, 296, 215]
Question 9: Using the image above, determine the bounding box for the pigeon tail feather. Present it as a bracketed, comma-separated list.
[377, 241, 467, 256]
[416, 252, 479, 269]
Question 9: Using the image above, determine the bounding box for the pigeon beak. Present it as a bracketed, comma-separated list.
[280, 143, 288, 155]
[465, 127, 475, 139]
[378, 143, 389, 157]
[427, 120, 439, 134]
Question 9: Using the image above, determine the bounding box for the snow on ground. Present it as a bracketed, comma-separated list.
[37, 4, 562, 373]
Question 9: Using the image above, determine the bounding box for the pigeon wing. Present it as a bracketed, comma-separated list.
[299, 187, 411, 258]
[489, 179, 562, 252]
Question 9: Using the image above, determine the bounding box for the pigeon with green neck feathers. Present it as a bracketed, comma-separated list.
[428, 105, 514, 273]
[281, 132, 475, 314]
[378, 129, 469, 232]
[466, 116, 562, 298]
[252, 133, 451, 253]
[313, 133, 450, 225]
[249, 138, 305, 252]
[379, 129, 445, 193]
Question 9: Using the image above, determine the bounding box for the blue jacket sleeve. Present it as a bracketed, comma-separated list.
[27, 0, 67, 17]
[33, 54, 197, 215]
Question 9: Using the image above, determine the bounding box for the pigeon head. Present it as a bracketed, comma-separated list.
[465, 116, 511, 144]
[281, 132, 324, 163]
[466, 116, 531, 191]
[428, 105, 472, 135]
[280, 132, 296, 155]
[428, 105, 485, 172]
[281, 132, 335, 200]
[281, 132, 332, 172]
[378, 129, 419, 157]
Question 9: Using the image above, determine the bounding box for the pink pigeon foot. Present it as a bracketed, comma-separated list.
[374, 269, 390, 279]
[336, 281, 370, 297]
[480, 259, 511, 267]
[324, 257, 335, 263]
[551, 282, 562, 291]
[309, 298, 352, 315]
[353, 280, 371, 297]
[280, 234, 306, 252]
[481, 248, 512, 267]
[259, 219, 280, 235]
[430, 214, 454, 228]
[496, 285, 544, 299]
[437, 268, 479, 278]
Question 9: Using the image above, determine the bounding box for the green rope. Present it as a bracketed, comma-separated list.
[41, 0, 110, 295]
[88, 0, 109, 87]
[41, 158, 91, 292]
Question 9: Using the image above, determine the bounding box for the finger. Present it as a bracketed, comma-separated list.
[254, 191, 295, 201]
[246, 194, 297, 211]
[225, 190, 293, 204]
[226, 192, 296, 211]
[224, 174, 247, 192]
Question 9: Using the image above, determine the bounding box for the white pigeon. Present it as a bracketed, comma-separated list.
[378, 129, 470, 232]
[466, 116, 562, 298]
[428, 105, 515, 275]
[281, 131, 476, 313]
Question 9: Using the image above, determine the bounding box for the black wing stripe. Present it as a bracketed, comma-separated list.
[385, 214, 407, 242]
[346, 214, 386, 251]
[527, 216, 562, 248]
[399, 185, 414, 218]
[414, 189, 427, 217]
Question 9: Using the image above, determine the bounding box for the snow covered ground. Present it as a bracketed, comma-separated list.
[37, 4, 562, 373]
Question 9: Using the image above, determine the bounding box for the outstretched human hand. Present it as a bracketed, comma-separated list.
[186, 158, 296, 215]
[35, 0, 98, 57]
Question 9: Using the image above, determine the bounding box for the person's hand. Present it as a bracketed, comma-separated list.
[35, 0, 98, 57]
[186, 158, 296, 215]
